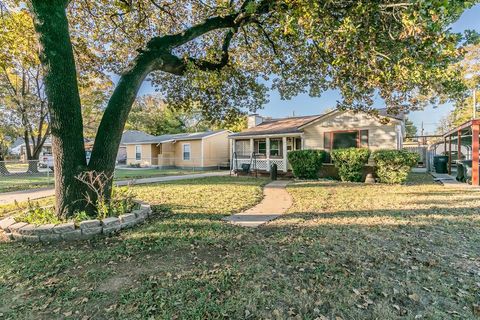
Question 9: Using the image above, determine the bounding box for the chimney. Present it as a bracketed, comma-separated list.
[247, 114, 263, 128]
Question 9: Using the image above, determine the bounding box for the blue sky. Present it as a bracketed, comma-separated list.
[140, 4, 480, 135]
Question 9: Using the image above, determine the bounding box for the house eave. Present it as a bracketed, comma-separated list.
[229, 132, 303, 139]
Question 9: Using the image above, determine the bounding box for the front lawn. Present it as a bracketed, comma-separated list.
[0, 174, 479, 319]
[113, 168, 217, 180]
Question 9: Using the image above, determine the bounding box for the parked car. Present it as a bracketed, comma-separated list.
[42, 151, 91, 171]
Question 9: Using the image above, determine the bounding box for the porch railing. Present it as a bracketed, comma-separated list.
[232, 154, 287, 172]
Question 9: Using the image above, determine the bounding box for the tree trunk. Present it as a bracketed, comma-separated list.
[30, 1, 90, 217]
[88, 57, 153, 198]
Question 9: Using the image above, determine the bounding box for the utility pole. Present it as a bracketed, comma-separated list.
[421, 122, 425, 145]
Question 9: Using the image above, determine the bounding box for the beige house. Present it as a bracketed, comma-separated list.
[230, 109, 405, 172]
[124, 130, 230, 169]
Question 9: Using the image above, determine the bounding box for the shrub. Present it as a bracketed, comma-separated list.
[129, 163, 141, 168]
[372, 149, 419, 184]
[331, 148, 371, 182]
[287, 150, 327, 179]
[15, 200, 61, 225]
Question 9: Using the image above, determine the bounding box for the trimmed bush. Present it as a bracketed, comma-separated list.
[331, 148, 371, 182]
[287, 150, 327, 179]
[372, 149, 419, 184]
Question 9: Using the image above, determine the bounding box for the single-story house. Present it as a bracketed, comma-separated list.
[229, 109, 405, 172]
[118, 130, 156, 164]
[10, 137, 53, 159]
[124, 130, 231, 169]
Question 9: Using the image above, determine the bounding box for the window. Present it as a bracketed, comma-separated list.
[235, 140, 251, 157]
[332, 131, 358, 149]
[135, 145, 141, 160]
[270, 139, 282, 156]
[254, 139, 266, 155]
[183, 144, 191, 160]
[295, 138, 302, 150]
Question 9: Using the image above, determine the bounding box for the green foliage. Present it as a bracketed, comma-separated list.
[331, 148, 370, 182]
[405, 117, 418, 139]
[15, 200, 60, 225]
[73, 211, 90, 224]
[94, 186, 137, 220]
[287, 150, 326, 179]
[109, 186, 138, 217]
[372, 149, 419, 184]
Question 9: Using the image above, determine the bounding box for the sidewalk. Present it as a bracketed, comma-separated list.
[223, 180, 292, 227]
[0, 171, 229, 205]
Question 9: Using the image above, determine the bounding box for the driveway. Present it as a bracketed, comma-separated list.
[0, 171, 229, 205]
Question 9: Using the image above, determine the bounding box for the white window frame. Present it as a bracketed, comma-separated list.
[182, 143, 191, 161]
[135, 145, 142, 161]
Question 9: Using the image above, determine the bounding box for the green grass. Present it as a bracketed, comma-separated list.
[0, 174, 53, 193]
[0, 168, 219, 193]
[113, 168, 215, 180]
[0, 174, 479, 319]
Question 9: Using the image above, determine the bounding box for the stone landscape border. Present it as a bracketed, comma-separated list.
[0, 201, 152, 242]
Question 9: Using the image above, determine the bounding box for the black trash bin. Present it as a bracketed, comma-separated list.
[433, 155, 449, 174]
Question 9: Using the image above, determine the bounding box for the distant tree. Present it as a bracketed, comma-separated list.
[0, 109, 18, 174]
[127, 94, 247, 135]
[0, 10, 50, 172]
[404, 118, 418, 139]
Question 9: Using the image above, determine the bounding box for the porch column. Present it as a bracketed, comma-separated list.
[473, 124, 479, 185]
[282, 136, 288, 172]
[231, 139, 236, 171]
[448, 135, 452, 175]
[458, 130, 462, 160]
[249, 138, 254, 157]
[266, 137, 270, 171]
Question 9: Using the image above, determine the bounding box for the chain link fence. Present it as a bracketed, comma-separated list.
[1, 157, 231, 194]
[0, 160, 54, 193]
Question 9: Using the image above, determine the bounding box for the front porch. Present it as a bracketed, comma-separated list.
[231, 135, 303, 172]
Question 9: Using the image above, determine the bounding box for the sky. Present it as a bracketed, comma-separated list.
[139, 4, 480, 135]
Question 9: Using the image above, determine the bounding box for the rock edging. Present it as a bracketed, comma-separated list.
[0, 201, 152, 243]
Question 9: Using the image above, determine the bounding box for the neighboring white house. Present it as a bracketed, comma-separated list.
[229, 108, 405, 172]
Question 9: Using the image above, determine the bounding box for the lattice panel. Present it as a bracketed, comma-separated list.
[270, 159, 286, 171]
[253, 160, 268, 171]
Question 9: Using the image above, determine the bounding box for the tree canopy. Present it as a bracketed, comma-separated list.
[61, 0, 474, 116]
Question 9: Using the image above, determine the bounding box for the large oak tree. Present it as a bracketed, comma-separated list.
[16, 0, 474, 217]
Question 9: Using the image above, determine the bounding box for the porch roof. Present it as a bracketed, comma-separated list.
[123, 130, 227, 145]
[229, 115, 320, 137]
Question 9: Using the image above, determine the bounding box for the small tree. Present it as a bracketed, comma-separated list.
[331, 148, 371, 182]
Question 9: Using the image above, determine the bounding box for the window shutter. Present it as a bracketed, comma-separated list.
[324, 132, 331, 149]
[360, 130, 369, 147]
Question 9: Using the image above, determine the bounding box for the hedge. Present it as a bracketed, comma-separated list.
[372, 149, 419, 184]
[287, 150, 327, 179]
[331, 148, 371, 182]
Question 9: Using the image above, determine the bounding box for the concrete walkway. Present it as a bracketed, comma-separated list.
[223, 180, 292, 227]
[0, 171, 229, 205]
[430, 172, 480, 189]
